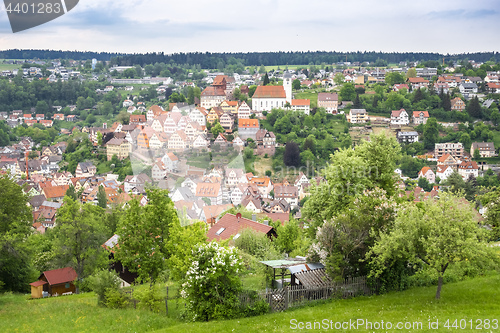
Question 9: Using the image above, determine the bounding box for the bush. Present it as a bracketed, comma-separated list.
[135, 284, 164, 313]
[88, 270, 121, 306]
[181, 242, 243, 321]
[105, 289, 130, 309]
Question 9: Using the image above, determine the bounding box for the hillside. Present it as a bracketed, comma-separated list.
[1, 274, 499, 333]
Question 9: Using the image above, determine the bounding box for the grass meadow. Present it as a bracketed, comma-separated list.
[1, 274, 499, 332]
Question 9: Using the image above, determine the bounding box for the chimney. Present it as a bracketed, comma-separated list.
[263, 220, 269, 226]
[252, 214, 256, 221]
[236, 212, 242, 223]
[103, 122, 107, 129]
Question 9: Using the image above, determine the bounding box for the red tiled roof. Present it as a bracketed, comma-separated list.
[408, 77, 429, 83]
[43, 185, 69, 199]
[201, 86, 226, 97]
[207, 214, 273, 241]
[413, 111, 429, 118]
[292, 99, 310, 106]
[253, 86, 286, 98]
[238, 119, 259, 128]
[42, 267, 77, 285]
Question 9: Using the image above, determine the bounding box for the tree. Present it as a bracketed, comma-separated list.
[52, 197, 109, 292]
[385, 72, 405, 86]
[459, 133, 471, 150]
[167, 222, 207, 281]
[417, 176, 432, 192]
[334, 73, 345, 86]
[211, 122, 225, 139]
[353, 94, 361, 108]
[283, 141, 300, 167]
[65, 185, 77, 201]
[441, 92, 451, 111]
[368, 193, 491, 299]
[115, 189, 180, 285]
[97, 185, 107, 208]
[423, 117, 439, 150]
[309, 188, 399, 279]
[304, 132, 400, 233]
[292, 79, 301, 90]
[0, 175, 34, 292]
[340, 83, 356, 101]
[467, 96, 482, 118]
[180, 242, 243, 321]
[406, 68, 417, 79]
[490, 109, 500, 126]
[262, 73, 270, 86]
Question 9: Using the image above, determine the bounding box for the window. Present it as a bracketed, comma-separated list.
[65, 283, 70, 289]
[215, 227, 225, 236]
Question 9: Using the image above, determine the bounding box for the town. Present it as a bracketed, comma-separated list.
[1, 51, 500, 329]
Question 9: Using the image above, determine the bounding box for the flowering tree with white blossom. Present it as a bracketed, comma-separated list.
[181, 242, 243, 321]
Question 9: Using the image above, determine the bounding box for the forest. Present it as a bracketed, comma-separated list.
[2, 49, 500, 67]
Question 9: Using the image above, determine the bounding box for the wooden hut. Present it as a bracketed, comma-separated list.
[29, 267, 77, 298]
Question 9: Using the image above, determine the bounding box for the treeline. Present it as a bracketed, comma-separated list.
[0, 49, 124, 61]
[113, 51, 500, 68]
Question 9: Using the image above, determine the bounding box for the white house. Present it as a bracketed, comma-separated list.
[391, 109, 409, 125]
[436, 165, 454, 181]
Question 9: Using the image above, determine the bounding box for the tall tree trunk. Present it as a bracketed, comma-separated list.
[435, 275, 443, 299]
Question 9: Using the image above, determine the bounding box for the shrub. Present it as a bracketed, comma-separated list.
[105, 289, 130, 309]
[181, 242, 243, 321]
[135, 284, 164, 313]
[88, 270, 121, 306]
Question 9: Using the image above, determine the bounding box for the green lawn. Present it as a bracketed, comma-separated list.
[294, 91, 318, 108]
[0, 63, 20, 71]
[2, 274, 498, 333]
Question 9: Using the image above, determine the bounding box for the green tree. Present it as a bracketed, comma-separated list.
[467, 96, 482, 118]
[304, 132, 400, 233]
[309, 188, 399, 279]
[283, 141, 300, 167]
[115, 189, 180, 285]
[368, 193, 491, 299]
[211, 122, 225, 139]
[262, 73, 270, 86]
[340, 83, 356, 101]
[406, 68, 417, 79]
[423, 117, 439, 150]
[292, 79, 301, 90]
[52, 197, 109, 292]
[385, 72, 405, 86]
[334, 73, 345, 86]
[167, 222, 207, 281]
[65, 184, 77, 200]
[97, 185, 107, 208]
[0, 175, 34, 292]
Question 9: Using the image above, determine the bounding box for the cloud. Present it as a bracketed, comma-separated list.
[426, 9, 498, 20]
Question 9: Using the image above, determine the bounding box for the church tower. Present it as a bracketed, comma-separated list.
[283, 72, 292, 103]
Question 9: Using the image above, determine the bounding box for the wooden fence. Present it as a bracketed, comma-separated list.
[240, 276, 374, 312]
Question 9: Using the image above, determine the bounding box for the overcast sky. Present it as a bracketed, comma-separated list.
[0, 0, 499, 54]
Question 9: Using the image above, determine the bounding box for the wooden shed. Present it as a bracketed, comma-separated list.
[30, 267, 77, 298]
[29, 280, 47, 299]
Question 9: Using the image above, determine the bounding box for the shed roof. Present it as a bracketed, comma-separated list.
[41, 267, 77, 286]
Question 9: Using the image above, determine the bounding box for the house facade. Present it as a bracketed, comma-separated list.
[391, 109, 409, 125]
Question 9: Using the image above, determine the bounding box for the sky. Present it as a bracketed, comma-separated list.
[0, 0, 499, 54]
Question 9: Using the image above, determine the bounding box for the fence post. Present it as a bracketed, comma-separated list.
[165, 286, 168, 316]
[284, 286, 289, 310]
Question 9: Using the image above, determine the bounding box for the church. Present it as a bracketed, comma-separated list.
[252, 72, 293, 112]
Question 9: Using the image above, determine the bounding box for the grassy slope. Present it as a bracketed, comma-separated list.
[1, 275, 498, 333]
[159, 275, 500, 333]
